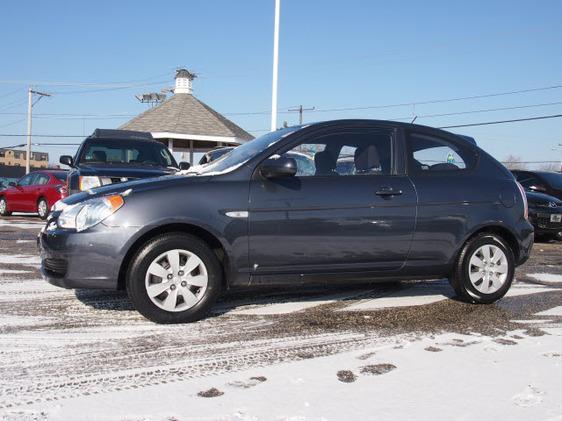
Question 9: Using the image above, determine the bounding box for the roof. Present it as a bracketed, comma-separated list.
[175, 68, 196, 80]
[88, 129, 153, 140]
[119, 94, 254, 141]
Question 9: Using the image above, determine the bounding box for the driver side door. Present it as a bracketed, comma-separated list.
[247, 126, 416, 284]
[9, 173, 36, 211]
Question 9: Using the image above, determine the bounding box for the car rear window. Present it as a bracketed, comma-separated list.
[54, 172, 67, 181]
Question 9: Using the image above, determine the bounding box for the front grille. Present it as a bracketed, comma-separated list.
[535, 213, 562, 229]
[43, 258, 67, 277]
[100, 176, 138, 186]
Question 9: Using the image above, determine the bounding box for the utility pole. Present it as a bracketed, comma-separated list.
[270, 0, 281, 131]
[26, 87, 50, 174]
[288, 105, 315, 125]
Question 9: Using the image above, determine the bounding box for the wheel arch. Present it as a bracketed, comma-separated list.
[455, 224, 521, 265]
[117, 223, 230, 291]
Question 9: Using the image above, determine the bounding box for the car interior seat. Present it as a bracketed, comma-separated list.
[91, 151, 107, 163]
[354, 145, 382, 174]
[314, 151, 338, 176]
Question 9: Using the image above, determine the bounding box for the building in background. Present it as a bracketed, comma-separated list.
[0, 149, 49, 182]
[0, 149, 48, 169]
[119, 69, 254, 164]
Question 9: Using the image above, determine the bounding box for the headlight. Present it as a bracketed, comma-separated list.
[51, 200, 68, 212]
[58, 195, 124, 232]
[79, 176, 102, 191]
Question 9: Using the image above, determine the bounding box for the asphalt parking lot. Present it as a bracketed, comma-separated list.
[0, 215, 561, 419]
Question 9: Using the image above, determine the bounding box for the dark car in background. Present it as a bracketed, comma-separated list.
[59, 129, 185, 197]
[40, 119, 533, 323]
[525, 191, 562, 241]
[511, 170, 562, 200]
[0, 170, 67, 219]
[198, 146, 234, 165]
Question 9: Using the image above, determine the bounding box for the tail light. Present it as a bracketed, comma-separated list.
[516, 182, 528, 220]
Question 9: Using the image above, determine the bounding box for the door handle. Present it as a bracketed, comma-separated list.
[376, 187, 403, 197]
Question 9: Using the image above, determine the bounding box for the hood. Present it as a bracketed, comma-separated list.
[76, 165, 177, 178]
[526, 191, 562, 206]
[62, 173, 209, 205]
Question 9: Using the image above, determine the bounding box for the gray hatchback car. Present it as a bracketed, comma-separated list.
[40, 120, 534, 323]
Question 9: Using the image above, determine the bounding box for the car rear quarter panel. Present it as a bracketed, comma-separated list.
[406, 168, 526, 274]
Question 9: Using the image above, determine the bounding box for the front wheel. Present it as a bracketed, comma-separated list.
[126, 233, 223, 323]
[37, 198, 49, 220]
[450, 233, 515, 304]
[0, 198, 11, 217]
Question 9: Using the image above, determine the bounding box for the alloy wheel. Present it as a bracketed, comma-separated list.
[467, 244, 509, 294]
[38, 200, 48, 218]
[0, 199, 6, 214]
[144, 249, 209, 312]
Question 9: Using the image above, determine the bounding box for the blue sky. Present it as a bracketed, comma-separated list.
[1, 0, 561, 167]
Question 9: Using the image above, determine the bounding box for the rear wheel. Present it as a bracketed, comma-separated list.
[0, 197, 11, 217]
[450, 233, 515, 304]
[126, 233, 223, 323]
[37, 198, 49, 220]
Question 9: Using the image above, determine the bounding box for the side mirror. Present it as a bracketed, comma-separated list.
[179, 161, 191, 171]
[259, 157, 297, 179]
[529, 185, 546, 193]
[59, 155, 74, 167]
[8, 182, 16, 187]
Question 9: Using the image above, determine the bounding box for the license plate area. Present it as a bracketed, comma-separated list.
[551, 214, 562, 223]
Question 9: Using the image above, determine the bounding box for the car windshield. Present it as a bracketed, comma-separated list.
[53, 172, 67, 181]
[196, 127, 301, 175]
[78, 139, 178, 168]
[541, 172, 562, 189]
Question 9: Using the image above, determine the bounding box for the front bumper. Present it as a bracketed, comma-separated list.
[38, 223, 139, 290]
[529, 209, 562, 236]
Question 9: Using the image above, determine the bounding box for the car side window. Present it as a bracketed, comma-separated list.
[276, 130, 393, 177]
[409, 133, 476, 173]
[17, 174, 35, 186]
[35, 174, 50, 185]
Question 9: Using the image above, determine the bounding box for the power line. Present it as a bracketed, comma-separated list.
[413, 101, 562, 119]
[223, 83, 562, 116]
[1, 111, 562, 139]
[52, 80, 169, 95]
[0, 78, 169, 89]
[0, 118, 26, 129]
[0, 98, 28, 113]
[437, 113, 562, 129]
[0, 88, 23, 100]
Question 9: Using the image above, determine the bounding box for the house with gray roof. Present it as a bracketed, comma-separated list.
[120, 69, 254, 163]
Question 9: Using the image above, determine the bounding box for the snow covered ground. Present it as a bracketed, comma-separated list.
[0, 217, 561, 420]
[15, 329, 562, 421]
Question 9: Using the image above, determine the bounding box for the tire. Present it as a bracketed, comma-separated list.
[126, 233, 223, 323]
[0, 197, 11, 217]
[449, 233, 515, 304]
[37, 198, 49, 220]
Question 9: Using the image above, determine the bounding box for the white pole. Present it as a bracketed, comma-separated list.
[270, 0, 281, 132]
[26, 87, 33, 174]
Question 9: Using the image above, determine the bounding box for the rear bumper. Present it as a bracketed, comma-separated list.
[38, 223, 139, 289]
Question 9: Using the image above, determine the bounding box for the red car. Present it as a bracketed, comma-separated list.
[0, 170, 67, 220]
